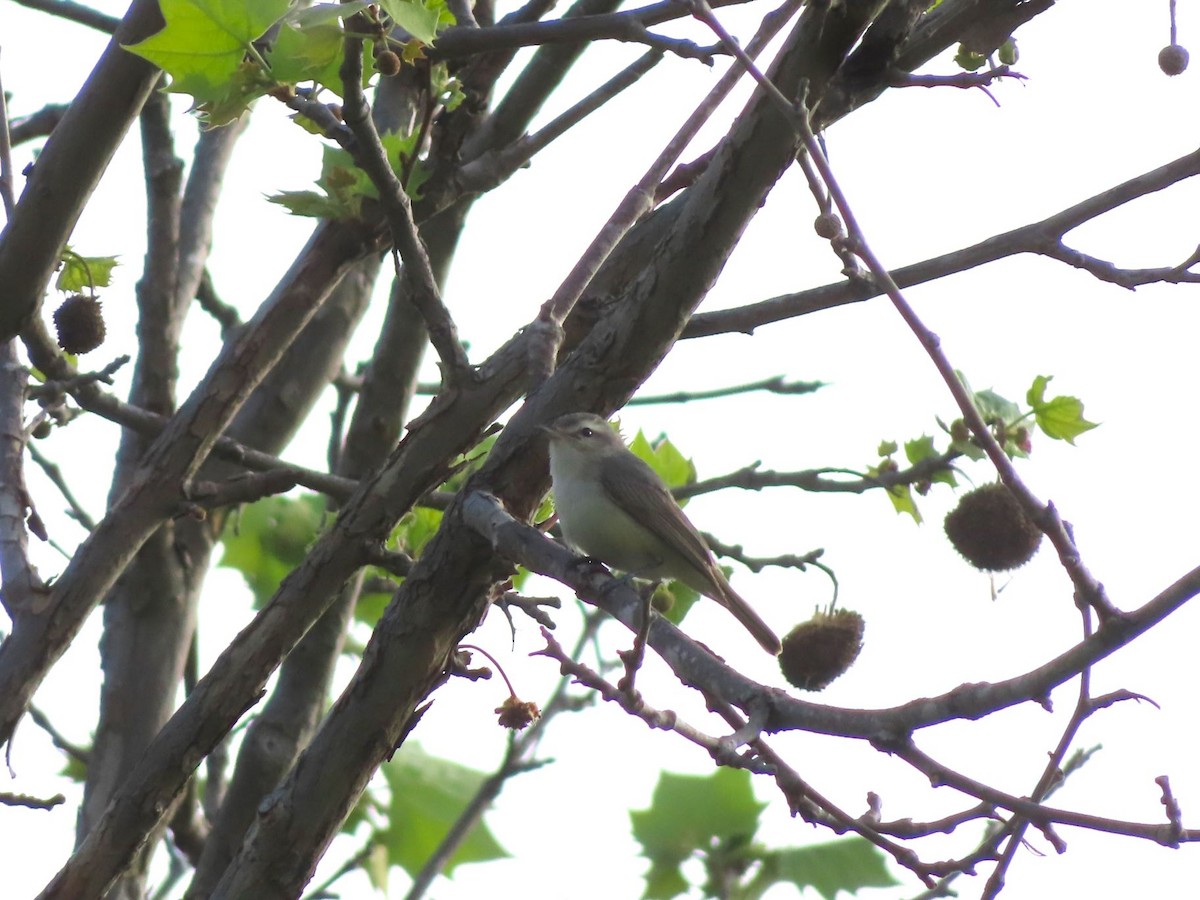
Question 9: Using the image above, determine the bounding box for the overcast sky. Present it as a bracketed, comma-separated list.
[2, 0, 1199, 897]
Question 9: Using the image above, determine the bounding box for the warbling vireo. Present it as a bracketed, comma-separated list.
[543, 412, 781, 655]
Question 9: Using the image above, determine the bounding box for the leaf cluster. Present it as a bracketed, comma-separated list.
[872, 372, 1097, 521]
[631, 769, 897, 899]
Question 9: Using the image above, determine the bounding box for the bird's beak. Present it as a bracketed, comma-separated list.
[539, 422, 559, 438]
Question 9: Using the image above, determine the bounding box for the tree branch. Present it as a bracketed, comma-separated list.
[0, 0, 163, 343]
[463, 491, 1200, 741]
[339, 26, 472, 385]
[686, 146, 1200, 337]
[629, 375, 824, 405]
[430, 0, 754, 60]
[9, 0, 119, 33]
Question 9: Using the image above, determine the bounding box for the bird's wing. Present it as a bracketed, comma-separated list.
[599, 456, 720, 585]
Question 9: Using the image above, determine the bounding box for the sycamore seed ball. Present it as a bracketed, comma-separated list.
[944, 483, 1042, 572]
[53, 294, 106, 355]
[1159, 44, 1190, 76]
[779, 609, 865, 691]
[376, 49, 402, 77]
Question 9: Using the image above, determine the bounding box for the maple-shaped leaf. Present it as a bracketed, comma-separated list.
[124, 0, 291, 107]
[1027, 375, 1099, 444]
[378, 0, 455, 45]
[270, 2, 375, 95]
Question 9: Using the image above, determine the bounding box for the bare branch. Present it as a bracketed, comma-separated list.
[0, 790, 67, 810]
[8, 104, 69, 147]
[789, 84, 1121, 622]
[685, 147, 1200, 338]
[430, 0, 755, 60]
[0, 0, 164, 344]
[674, 452, 958, 501]
[9, 0, 119, 32]
[534, 628, 774, 772]
[888, 738, 1200, 846]
[187, 471, 301, 509]
[195, 270, 241, 336]
[0, 55, 15, 219]
[25, 443, 97, 530]
[528, 0, 805, 387]
[0, 341, 49, 618]
[463, 490, 1200, 742]
[629, 375, 824, 405]
[27, 704, 90, 764]
[339, 25, 472, 385]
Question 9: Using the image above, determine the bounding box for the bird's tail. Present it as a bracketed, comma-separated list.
[716, 581, 781, 655]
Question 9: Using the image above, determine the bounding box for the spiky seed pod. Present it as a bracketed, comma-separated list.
[53, 294, 106, 354]
[1159, 44, 1190, 76]
[375, 49, 402, 77]
[779, 609, 865, 691]
[944, 483, 1042, 571]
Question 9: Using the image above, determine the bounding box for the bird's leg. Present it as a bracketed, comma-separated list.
[617, 580, 659, 703]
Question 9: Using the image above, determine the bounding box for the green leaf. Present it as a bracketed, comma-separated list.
[657, 579, 699, 628]
[364, 842, 390, 892]
[631, 768, 765, 891]
[272, 4, 376, 95]
[378, 744, 508, 877]
[124, 0, 291, 112]
[395, 506, 442, 558]
[998, 37, 1019, 66]
[56, 251, 119, 292]
[268, 132, 425, 219]
[378, 0, 456, 45]
[629, 430, 696, 492]
[954, 44, 987, 70]
[903, 434, 938, 465]
[904, 434, 955, 487]
[643, 859, 690, 900]
[287, 0, 370, 29]
[876, 439, 898, 457]
[268, 11, 345, 87]
[1027, 375, 1099, 444]
[196, 59, 276, 127]
[763, 837, 899, 899]
[973, 388, 1021, 426]
[266, 189, 346, 218]
[218, 493, 325, 606]
[868, 467, 921, 523]
[354, 586, 394, 628]
[59, 753, 88, 783]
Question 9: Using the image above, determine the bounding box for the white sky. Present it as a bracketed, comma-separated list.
[2, 0, 1200, 898]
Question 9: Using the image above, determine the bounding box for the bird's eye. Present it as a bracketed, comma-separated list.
[579, 427, 595, 438]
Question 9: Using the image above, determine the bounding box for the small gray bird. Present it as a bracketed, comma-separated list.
[543, 412, 781, 655]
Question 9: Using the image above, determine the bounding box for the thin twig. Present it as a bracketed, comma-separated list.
[27, 704, 90, 763]
[9, 104, 70, 147]
[628, 375, 825, 405]
[401, 614, 605, 900]
[454, 50, 665, 197]
[0, 52, 15, 220]
[689, 4, 1121, 623]
[338, 21, 473, 385]
[10, 0, 119, 33]
[430, 0, 756, 60]
[534, 628, 773, 772]
[674, 452, 958, 500]
[526, 0, 805, 387]
[792, 104, 1119, 620]
[26, 443, 97, 530]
